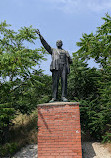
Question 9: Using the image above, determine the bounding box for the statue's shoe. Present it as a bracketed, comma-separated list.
[49, 98, 57, 103]
[61, 97, 68, 102]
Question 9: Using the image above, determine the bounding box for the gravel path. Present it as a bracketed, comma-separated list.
[13, 142, 111, 158]
[13, 145, 37, 158]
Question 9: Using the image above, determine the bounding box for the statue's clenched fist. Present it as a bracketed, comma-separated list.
[35, 29, 40, 36]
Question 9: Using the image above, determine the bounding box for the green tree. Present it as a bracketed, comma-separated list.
[0, 21, 47, 144]
[68, 54, 101, 101]
[74, 13, 111, 141]
[76, 13, 111, 68]
[68, 54, 103, 139]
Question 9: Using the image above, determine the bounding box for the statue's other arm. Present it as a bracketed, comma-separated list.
[66, 51, 73, 64]
[36, 29, 52, 55]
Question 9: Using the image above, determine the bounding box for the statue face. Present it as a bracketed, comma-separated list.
[56, 40, 63, 48]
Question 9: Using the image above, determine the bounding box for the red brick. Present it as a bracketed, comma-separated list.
[37, 103, 82, 158]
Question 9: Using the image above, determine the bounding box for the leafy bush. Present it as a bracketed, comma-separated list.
[0, 143, 18, 157]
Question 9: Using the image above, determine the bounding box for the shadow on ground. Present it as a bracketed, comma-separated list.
[82, 142, 96, 158]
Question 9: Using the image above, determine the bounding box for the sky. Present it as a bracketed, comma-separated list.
[0, 0, 111, 75]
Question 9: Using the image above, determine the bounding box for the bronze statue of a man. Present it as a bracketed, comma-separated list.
[36, 30, 72, 102]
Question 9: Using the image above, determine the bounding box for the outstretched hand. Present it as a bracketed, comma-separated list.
[35, 29, 41, 36]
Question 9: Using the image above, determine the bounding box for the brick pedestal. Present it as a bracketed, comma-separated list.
[37, 102, 82, 158]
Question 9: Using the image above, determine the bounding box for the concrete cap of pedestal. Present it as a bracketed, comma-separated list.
[37, 102, 80, 107]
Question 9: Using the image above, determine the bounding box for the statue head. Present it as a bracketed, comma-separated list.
[56, 40, 63, 48]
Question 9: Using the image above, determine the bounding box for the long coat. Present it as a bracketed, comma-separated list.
[40, 36, 72, 74]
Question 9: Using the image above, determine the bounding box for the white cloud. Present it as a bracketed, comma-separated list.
[42, 0, 111, 13]
[87, 0, 111, 12]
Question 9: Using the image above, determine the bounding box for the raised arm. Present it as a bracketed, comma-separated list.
[35, 29, 52, 54]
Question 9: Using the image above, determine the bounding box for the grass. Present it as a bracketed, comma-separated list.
[0, 110, 38, 157]
[11, 110, 38, 144]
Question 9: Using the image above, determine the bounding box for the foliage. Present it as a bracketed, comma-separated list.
[73, 13, 111, 141]
[0, 110, 38, 157]
[76, 13, 111, 68]
[0, 21, 50, 144]
[68, 54, 101, 101]
[68, 56, 103, 140]
[0, 143, 18, 157]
